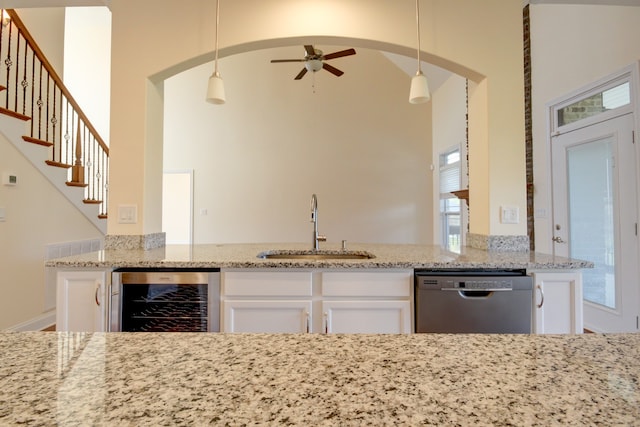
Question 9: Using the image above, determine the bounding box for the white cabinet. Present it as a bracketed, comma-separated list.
[222, 271, 312, 333]
[224, 300, 312, 333]
[321, 271, 412, 334]
[531, 271, 583, 334]
[322, 301, 411, 334]
[56, 269, 110, 332]
[221, 270, 413, 334]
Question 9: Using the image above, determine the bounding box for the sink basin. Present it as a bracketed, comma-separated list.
[257, 250, 375, 260]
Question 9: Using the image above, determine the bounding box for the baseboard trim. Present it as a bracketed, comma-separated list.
[5, 310, 55, 332]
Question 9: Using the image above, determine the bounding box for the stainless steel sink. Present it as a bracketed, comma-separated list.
[257, 250, 375, 260]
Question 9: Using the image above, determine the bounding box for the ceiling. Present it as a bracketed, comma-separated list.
[5, 0, 640, 9]
[4, 0, 634, 92]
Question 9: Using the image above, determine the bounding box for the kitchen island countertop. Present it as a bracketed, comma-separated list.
[0, 331, 638, 426]
[45, 242, 592, 270]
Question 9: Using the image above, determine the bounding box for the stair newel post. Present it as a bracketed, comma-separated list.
[71, 120, 84, 184]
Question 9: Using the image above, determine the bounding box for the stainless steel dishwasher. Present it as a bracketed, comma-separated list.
[414, 270, 532, 333]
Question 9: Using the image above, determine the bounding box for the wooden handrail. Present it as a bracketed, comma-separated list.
[6, 9, 108, 155]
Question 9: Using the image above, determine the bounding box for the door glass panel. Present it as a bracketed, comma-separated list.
[567, 138, 616, 308]
[558, 82, 630, 127]
[440, 198, 461, 253]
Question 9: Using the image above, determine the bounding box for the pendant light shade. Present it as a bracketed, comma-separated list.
[409, 71, 430, 104]
[409, 0, 430, 104]
[207, 72, 226, 104]
[206, 0, 226, 104]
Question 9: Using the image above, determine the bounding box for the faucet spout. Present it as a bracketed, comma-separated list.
[310, 194, 326, 250]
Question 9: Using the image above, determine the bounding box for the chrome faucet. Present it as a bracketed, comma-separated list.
[310, 194, 326, 250]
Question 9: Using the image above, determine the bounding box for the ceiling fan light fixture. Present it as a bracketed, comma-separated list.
[409, 71, 430, 104]
[206, 72, 226, 104]
[305, 59, 323, 73]
[206, 0, 226, 105]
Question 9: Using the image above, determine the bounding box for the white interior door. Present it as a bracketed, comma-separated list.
[551, 114, 638, 332]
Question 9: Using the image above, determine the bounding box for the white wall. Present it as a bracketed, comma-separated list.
[63, 7, 111, 143]
[530, 3, 640, 253]
[164, 46, 433, 244]
[15, 8, 65, 74]
[0, 130, 103, 330]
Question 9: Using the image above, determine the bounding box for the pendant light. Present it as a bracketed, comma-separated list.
[409, 0, 430, 104]
[206, 0, 226, 104]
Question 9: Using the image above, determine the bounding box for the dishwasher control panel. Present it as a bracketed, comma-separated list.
[415, 270, 532, 292]
[445, 279, 513, 291]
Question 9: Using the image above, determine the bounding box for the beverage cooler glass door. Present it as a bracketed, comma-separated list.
[110, 270, 220, 332]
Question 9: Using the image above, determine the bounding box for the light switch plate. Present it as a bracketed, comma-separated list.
[0, 207, 5, 221]
[118, 205, 138, 224]
[500, 206, 519, 224]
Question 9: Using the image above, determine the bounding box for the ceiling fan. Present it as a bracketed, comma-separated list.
[271, 45, 356, 80]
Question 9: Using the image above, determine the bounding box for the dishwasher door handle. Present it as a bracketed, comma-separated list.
[456, 290, 494, 299]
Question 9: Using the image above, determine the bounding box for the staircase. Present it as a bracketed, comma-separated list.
[0, 9, 108, 233]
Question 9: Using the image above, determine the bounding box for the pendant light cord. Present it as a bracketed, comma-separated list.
[214, 0, 220, 76]
[415, 0, 422, 74]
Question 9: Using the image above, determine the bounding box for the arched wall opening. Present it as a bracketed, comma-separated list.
[159, 39, 463, 244]
[108, 0, 526, 245]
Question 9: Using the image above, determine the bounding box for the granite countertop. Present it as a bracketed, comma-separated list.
[45, 243, 592, 270]
[1, 332, 638, 426]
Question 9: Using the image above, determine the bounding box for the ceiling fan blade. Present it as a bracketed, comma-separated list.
[304, 45, 316, 56]
[322, 62, 344, 77]
[294, 68, 308, 80]
[271, 59, 306, 63]
[322, 48, 356, 61]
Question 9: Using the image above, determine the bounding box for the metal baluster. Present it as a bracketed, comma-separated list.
[5, 18, 12, 109]
[14, 31, 19, 111]
[21, 33, 28, 115]
[30, 46, 35, 137]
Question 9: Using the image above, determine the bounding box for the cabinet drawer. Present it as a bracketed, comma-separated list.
[223, 272, 312, 297]
[321, 271, 411, 297]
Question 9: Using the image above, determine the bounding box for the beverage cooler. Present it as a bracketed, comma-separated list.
[110, 269, 220, 332]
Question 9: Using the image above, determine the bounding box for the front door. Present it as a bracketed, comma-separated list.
[551, 113, 639, 332]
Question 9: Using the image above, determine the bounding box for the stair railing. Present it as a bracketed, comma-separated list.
[0, 9, 108, 218]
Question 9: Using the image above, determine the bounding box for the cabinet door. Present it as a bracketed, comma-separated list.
[532, 272, 583, 334]
[321, 271, 412, 297]
[223, 300, 312, 333]
[322, 300, 412, 334]
[56, 270, 108, 332]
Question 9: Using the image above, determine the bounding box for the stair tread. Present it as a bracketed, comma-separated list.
[0, 107, 30, 121]
[66, 181, 89, 188]
[45, 160, 71, 169]
[23, 135, 53, 147]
